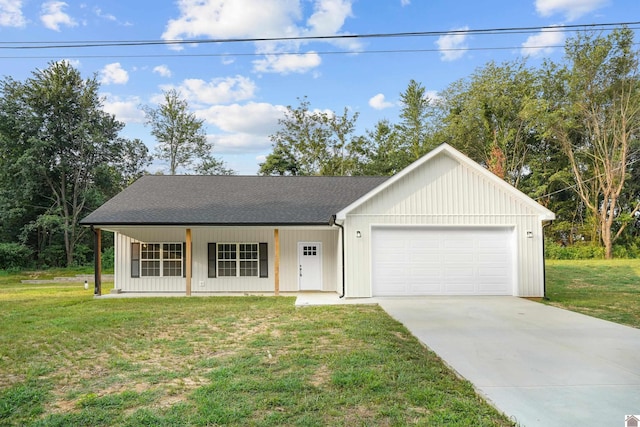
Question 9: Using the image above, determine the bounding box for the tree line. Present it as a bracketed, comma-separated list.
[0, 62, 231, 268]
[259, 28, 640, 259]
[0, 28, 637, 268]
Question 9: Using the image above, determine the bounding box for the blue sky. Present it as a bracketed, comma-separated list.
[1, 0, 638, 174]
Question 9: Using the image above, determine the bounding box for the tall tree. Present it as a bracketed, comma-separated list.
[260, 97, 361, 176]
[397, 79, 436, 160]
[325, 107, 361, 176]
[356, 119, 408, 176]
[0, 61, 148, 266]
[142, 89, 231, 175]
[440, 60, 539, 187]
[258, 144, 299, 176]
[536, 28, 640, 258]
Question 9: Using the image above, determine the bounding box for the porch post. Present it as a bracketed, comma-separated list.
[274, 228, 280, 296]
[186, 228, 192, 296]
[93, 227, 102, 296]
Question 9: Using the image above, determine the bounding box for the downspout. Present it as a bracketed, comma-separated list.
[330, 215, 346, 298]
[542, 220, 553, 300]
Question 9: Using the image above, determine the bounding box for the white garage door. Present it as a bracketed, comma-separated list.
[371, 226, 514, 296]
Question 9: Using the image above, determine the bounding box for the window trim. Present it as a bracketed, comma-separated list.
[214, 242, 266, 278]
[134, 242, 183, 278]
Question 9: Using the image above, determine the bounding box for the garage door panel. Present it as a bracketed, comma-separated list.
[478, 239, 508, 249]
[446, 253, 475, 263]
[478, 253, 507, 262]
[410, 255, 441, 264]
[444, 283, 475, 293]
[411, 285, 442, 294]
[443, 240, 471, 250]
[372, 226, 514, 296]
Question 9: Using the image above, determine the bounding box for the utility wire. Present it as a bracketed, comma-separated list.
[0, 21, 637, 50]
[534, 154, 640, 201]
[2, 41, 639, 61]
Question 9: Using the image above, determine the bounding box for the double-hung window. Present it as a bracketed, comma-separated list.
[215, 243, 261, 277]
[137, 243, 182, 277]
[238, 244, 259, 277]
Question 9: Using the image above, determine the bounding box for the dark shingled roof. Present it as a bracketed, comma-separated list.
[81, 175, 389, 226]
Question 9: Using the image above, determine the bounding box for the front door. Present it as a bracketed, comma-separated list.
[298, 242, 322, 290]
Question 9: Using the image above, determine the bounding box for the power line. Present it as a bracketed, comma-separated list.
[534, 154, 640, 201]
[2, 41, 639, 62]
[0, 21, 637, 50]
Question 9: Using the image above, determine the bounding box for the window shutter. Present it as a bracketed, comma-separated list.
[259, 242, 268, 278]
[208, 243, 217, 278]
[131, 242, 140, 278]
[182, 242, 191, 278]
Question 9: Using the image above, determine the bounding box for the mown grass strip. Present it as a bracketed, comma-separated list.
[545, 259, 640, 328]
[0, 269, 512, 426]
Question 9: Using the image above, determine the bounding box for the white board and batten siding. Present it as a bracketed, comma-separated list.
[340, 150, 553, 298]
[114, 227, 187, 293]
[113, 226, 339, 293]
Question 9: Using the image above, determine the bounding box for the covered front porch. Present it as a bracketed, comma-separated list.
[91, 226, 342, 296]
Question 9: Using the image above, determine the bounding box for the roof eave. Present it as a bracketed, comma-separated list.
[80, 221, 334, 228]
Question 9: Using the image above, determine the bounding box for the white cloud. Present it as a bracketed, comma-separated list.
[197, 102, 286, 134]
[153, 65, 172, 78]
[101, 94, 145, 124]
[100, 63, 129, 85]
[162, 75, 257, 105]
[521, 27, 565, 57]
[162, 0, 356, 74]
[401, 0, 410, 5]
[306, 0, 353, 36]
[60, 58, 81, 68]
[253, 52, 322, 74]
[369, 93, 394, 110]
[535, 0, 609, 21]
[40, 1, 77, 31]
[435, 27, 469, 62]
[190, 101, 287, 155]
[200, 102, 289, 155]
[209, 133, 272, 154]
[162, 0, 302, 41]
[94, 7, 115, 21]
[425, 90, 441, 101]
[0, 0, 26, 27]
[94, 7, 131, 26]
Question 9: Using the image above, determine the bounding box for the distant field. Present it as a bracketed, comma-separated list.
[0, 270, 511, 426]
[544, 259, 640, 328]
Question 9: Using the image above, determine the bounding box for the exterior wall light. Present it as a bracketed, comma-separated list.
[356, 231, 362, 238]
[526, 231, 533, 238]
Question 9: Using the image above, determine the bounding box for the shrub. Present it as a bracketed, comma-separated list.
[545, 242, 605, 259]
[73, 244, 93, 266]
[545, 242, 640, 259]
[102, 246, 114, 270]
[0, 242, 33, 269]
[37, 244, 66, 268]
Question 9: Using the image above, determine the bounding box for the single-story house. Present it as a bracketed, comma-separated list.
[81, 143, 555, 298]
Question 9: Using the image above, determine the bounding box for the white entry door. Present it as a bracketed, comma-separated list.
[298, 242, 322, 290]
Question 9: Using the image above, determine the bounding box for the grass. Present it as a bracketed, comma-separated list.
[0, 269, 512, 426]
[544, 259, 640, 328]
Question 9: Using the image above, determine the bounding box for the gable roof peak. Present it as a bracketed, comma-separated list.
[335, 143, 555, 221]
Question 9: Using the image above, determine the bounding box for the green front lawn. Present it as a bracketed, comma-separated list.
[0, 270, 512, 426]
[544, 259, 640, 328]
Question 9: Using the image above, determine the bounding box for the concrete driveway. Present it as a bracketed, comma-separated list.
[377, 296, 640, 427]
